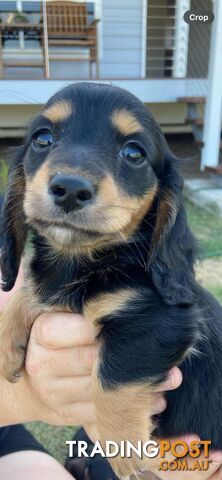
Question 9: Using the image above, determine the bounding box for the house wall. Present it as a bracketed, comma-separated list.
[0, 102, 190, 138]
[99, 0, 143, 78]
[1, 0, 144, 80]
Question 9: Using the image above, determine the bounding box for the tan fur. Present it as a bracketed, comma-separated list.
[24, 162, 96, 222]
[151, 189, 177, 251]
[122, 185, 158, 240]
[0, 288, 42, 382]
[24, 162, 52, 223]
[43, 100, 73, 123]
[24, 167, 157, 257]
[84, 289, 137, 325]
[111, 109, 144, 136]
[85, 288, 160, 478]
[92, 174, 157, 238]
[0, 283, 72, 382]
[26, 162, 50, 195]
[92, 369, 157, 478]
[5, 164, 27, 259]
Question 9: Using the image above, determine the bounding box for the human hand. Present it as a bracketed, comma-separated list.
[24, 312, 98, 426]
[141, 436, 222, 480]
[146, 451, 222, 480]
[0, 265, 183, 432]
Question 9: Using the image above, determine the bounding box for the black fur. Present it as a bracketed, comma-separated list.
[1, 82, 222, 449]
[0, 154, 27, 291]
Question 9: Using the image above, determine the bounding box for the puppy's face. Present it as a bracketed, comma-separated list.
[23, 83, 164, 253]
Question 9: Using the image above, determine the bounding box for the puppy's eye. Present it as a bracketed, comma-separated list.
[119, 143, 147, 166]
[32, 130, 55, 149]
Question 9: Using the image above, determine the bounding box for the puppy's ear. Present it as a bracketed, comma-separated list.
[0, 149, 27, 291]
[149, 151, 197, 306]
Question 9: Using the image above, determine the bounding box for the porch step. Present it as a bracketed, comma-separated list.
[196, 139, 222, 149]
[186, 117, 204, 126]
[180, 96, 222, 171]
[195, 139, 204, 147]
[185, 178, 222, 213]
[178, 96, 206, 144]
[205, 165, 222, 175]
[178, 96, 206, 104]
[195, 140, 222, 170]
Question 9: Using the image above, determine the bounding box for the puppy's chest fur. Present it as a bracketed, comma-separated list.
[29, 234, 149, 315]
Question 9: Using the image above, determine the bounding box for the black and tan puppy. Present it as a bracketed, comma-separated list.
[0, 82, 222, 478]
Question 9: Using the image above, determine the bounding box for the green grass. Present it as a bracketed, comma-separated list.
[0, 158, 8, 192]
[185, 199, 222, 259]
[25, 424, 77, 464]
[186, 199, 222, 304]
[204, 285, 222, 304]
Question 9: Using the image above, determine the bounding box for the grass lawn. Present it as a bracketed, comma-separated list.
[1, 158, 222, 463]
[186, 200, 222, 260]
[185, 200, 222, 304]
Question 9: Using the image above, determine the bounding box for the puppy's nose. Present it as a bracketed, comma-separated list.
[49, 174, 94, 212]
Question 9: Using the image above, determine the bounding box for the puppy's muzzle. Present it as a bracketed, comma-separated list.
[49, 174, 94, 213]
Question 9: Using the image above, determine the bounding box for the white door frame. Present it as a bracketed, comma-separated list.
[201, 0, 222, 169]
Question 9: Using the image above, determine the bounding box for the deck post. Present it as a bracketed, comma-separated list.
[173, 0, 190, 78]
[201, 0, 222, 170]
[42, 0, 50, 79]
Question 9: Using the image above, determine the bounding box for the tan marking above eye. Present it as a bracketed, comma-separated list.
[111, 109, 144, 136]
[43, 100, 73, 123]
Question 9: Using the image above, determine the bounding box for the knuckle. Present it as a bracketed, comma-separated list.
[34, 314, 55, 348]
[79, 346, 96, 371]
[157, 396, 167, 412]
[25, 356, 37, 376]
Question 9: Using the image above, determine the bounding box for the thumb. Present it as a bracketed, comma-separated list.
[146, 435, 200, 474]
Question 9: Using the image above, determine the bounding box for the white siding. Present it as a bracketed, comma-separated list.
[100, 0, 143, 78]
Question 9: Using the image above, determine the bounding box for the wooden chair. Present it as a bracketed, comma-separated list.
[44, 1, 99, 78]
[0, 15, 44, 79]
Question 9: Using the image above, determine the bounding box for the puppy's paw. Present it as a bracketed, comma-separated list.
[0, 320, 29, 382]
[109, 454, 150, 480]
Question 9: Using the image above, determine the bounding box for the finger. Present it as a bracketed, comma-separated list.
[179, 454, 221, 480]
[59, 401, 96, 426]
[208, 465, 222, 480]
[84, 424, 99, 443]
[156, 367, 183, 393]
[151, 447, 218, 480]
[31, 313, 96, 349]
[210, 453, 222, 463]
[149, 435, 200, 472]
[26, 343, 98, 377]
[46, 376, 93, 404]
[161, 435, 200, 463]
[152, 395, 167, 415]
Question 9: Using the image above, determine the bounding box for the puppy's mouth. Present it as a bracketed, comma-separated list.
[30, 217, 117, 251]
[32, 218, 100, 238]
